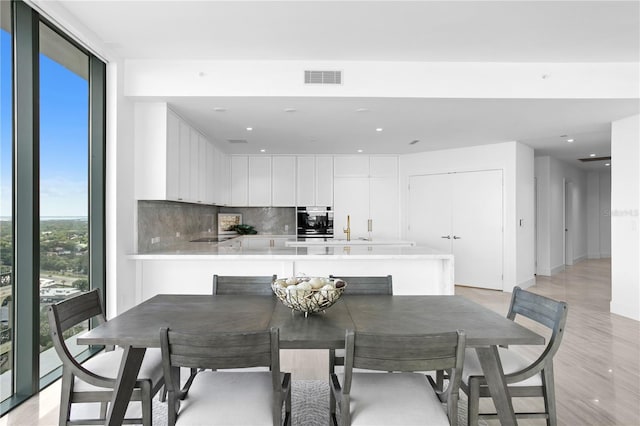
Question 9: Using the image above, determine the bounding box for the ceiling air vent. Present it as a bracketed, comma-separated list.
[227, 139, 248, 144]
[578, 156, 611, 162]
[305, 70, 342, 85]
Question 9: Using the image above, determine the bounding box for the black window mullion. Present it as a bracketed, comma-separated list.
[12, 0, 40, 398]
[89, 56, 106, 310]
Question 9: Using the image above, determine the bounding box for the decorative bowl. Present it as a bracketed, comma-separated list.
[271, 276, 347, 315]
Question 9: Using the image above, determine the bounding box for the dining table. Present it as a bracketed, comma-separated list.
[78, 294, 544, 426]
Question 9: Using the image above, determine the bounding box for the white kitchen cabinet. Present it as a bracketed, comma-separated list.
[334, 156, 369, 177]
[296, 156, 333, 206]
[165, 111, 181, 200]
[216, 148, 230, 205]
[248, 156, 272, 206]
[231, 156, 249, 206]
[333, 156, 399, 240]
[272, 156, 296, 206]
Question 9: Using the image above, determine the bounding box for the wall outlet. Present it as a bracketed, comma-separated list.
[284, 224, 289, 232]
[176, 232, 180, 237]
[151, 237, 160, 244]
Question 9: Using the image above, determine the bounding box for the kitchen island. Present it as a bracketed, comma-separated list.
[130, 235, 454, 303]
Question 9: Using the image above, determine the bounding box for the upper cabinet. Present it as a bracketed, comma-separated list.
[135, 102, 228, 204]
[230, 155, 296, 207]
[296, 156, 333, 206]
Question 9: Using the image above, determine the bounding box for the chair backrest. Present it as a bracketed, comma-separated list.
[212, 274, 277, 295]
[46, 289, 113, 386]
[329, 275, 393, 295]
[505, 286, 568, 381]
[159, 327, 282, 393]
[341, 329, 466, 423]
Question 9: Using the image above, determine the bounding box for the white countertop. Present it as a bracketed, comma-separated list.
[285, 239, 416, 247]
[131, 235, 452, 260]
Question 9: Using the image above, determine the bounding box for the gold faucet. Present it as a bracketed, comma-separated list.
[343, 215, 351, 241]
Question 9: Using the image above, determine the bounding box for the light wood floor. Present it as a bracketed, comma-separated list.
[1, 258, 638, 426]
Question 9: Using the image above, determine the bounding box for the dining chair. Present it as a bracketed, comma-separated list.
[461, 286, 568, 426]
[47, 289, 165, 426]
[328, 275, 393, 374]
[159, 326, 292, 426]
[330, 329, 466, 426]
[212, 274, 277, 295]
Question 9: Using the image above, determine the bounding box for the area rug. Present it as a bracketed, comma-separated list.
[152, 379, 486, 425]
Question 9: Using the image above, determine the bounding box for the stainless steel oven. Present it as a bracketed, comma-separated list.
[297, 207, 333, 239]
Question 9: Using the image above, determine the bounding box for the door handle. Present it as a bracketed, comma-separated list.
[441, 235, 451, 239]
[453, 236, 462, 239]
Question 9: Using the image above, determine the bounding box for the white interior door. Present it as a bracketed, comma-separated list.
[452, 170, 503, 289]
[408, 174, 453, 253]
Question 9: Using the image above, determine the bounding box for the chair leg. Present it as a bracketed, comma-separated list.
[59, 369, 73, 426]
[467, 378, 480, 426]
[329, 349, 336, 376]
[542, 363, 557, 426]
[339, 395, 351, 426]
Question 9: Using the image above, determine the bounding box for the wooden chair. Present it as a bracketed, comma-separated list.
[461, 286, 568, 426]
[330, 329, 466, 426]
[159, 326, 292, 426]
[47, 289, 164, 426]
[212, 274, 277, 295]
[328, 275, 393, 374]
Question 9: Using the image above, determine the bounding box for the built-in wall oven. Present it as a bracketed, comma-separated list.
[297, 207, 333, 240]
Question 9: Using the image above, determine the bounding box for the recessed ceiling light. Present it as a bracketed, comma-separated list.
[213, 107, 227, 112]
[260, 149, 266, 153]
[589, 153, 596, 157]
[409, 140, 420, 145]
[375, 128, 383, 132]
[284, 108, 297, 113]
[541, 74, 550, 79]
[246, 127, 253, 131]
[355, 108, 369, 113]
[560, 134, 568, 138]
[605, 163, 611, 167]
[198, 71, 206, 77]
[357, 149, 363, 153]
[567, 138, 574, 143]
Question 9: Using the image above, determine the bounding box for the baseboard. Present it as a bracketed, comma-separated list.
[588, 253, 601, 259]
[518, 277, 536, 289]
[600, 252, 611, 258]
[610, 300, 640, 321]
[573, 254, 587, 264]
[550, 264, 565, 275]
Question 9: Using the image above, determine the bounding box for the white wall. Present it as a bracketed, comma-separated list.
[400, 141, 535, 292]
[535, 156, 587, 275]
[610, 114, 639, 321]
[587, 170, 612, 259]
[106, 61, 138, 317]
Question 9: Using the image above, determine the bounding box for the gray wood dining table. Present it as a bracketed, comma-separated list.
[78, 294, 544, 426]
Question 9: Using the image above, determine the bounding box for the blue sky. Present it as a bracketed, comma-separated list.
[1, 28, 89, 218]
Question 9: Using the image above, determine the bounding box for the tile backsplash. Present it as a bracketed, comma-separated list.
[138, 201, 296, 252]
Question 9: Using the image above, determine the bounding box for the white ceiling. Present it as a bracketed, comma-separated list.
[54, 0, 640, 169]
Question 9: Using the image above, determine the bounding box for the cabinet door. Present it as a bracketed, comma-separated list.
[200, 138, 214, 204]
[165, 111, 180, 200]
[333, 177, 370, 240]
[334, 156, 369, 177]
[272, 156, 296, 206]
[296, 156, 315, 206]
[188, 129, 200, 202]
[369, 156, 398, 177]
[178, 120, 191, 201]
[315, 156, 333, 206]
[231, 156, 248, 206]
[248, 156, 271, 206]
[369, 176, 399, 240]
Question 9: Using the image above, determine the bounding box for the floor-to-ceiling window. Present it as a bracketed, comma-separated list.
[0, 0, 14, 403]
[38, 21, 90, 379]
[0, 0, 105, 413]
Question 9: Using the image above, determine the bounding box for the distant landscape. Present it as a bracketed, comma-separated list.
[0, 218, 89, 374]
